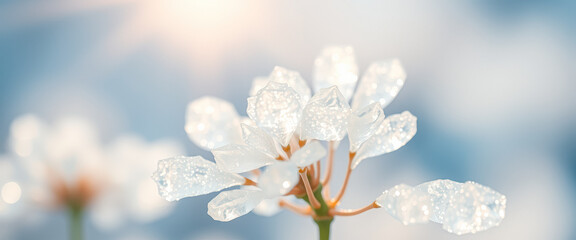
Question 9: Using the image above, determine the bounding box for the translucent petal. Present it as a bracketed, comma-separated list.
[152, 156, 245, 201]
[415, 179, 463, 223]
[249, 77, 269, 96]
[240, 117, 257, 128]
[269, 66, 311, 104]
[442, 181, 507, 235]
[185, 97, 242, 150]
[352, 111, 417, 169]
[258, 162, 299, 197]
[300, 86, 351, 141]
[313, 46, 359, 101]
[253, 197, 282, 217]
[246, 96, 256, 120]
[351, 59, 406, 110]
[241, 124, 279, 159]
[348, 103, 385, 152]
[207, 189, 265, 222]
[376, 184, 431, 225]
[291, 141, 326, 167]
[247, 82, 303, 146]
[212, 144, 276, 173]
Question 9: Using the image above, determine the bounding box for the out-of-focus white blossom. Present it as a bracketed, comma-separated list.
[7, 115, 183, 230]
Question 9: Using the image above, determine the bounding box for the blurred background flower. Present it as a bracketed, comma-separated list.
[4, 115, 183, 239]
[0, 0, 575, 239]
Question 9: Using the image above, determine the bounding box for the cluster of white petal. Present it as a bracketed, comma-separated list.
[7, 115, 183, 229]
[377, 179, 507, 235]
[154, 46, 420, 222]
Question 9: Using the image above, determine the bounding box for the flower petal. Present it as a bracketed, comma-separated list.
[441, 181, 507, 235]
[347, 103, 385, 152]
[249, 76, 269, 96]
[352, 111, 417, 169]
[207, 189, 265, 222]
[241, 123, 279, 159]
[269, 66, 311, 104]
[253, 197, 282, 217]
[415, 179, 463, 223]
[300, 86, 351, 141]
[376, 184, 431, 225]
[351, 59, 406, 110]
[291, 141, 326, 167]
[247, 82, 304, 146]
[313, 46, 359, 101]
[212, 144, 276, 173]
[185, 97, 242, 150]
[258, 161, 299, 197]
[151, 156, 245, 201]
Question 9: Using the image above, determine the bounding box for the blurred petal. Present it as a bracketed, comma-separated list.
[258, 162, 299, 197]
[269, 66, 311, 104]
[291, 141, 326, 167]
[253, 197, 282, 217]
[351, 59, 406, 110]
[348, 103, 385, 152]
[212, 144, 276, 173]
[300, 86, 351, 141]
[376, 184, 431, 225]
[9, 114, 44, 158]
[207, 189, 264, 222]
[152, 156, 245, 201]
[313, 46, 359, 101]
[241, 123, 279, 158]
[185, 97, 242, 150]
[353, 111, 417, 169]
[247, 82, 303, 146]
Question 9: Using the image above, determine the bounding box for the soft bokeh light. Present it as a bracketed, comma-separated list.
[1, 182, 22, 205]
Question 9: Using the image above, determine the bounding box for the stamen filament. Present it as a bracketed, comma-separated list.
[331, 152, 355, 206]
[299, 169, 321, 209]
[314, 161, 321, 187]
[321, 141, 335, 185]
[282, 145, 292, 158]
[329, 201, 380, 216]
[279, 199, 312, 216]
[244, 178, 257, 186]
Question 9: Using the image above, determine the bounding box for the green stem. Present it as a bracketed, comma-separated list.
[315, 219, 332, 240]
[300, 185, 334, 240]
[69, 205, 83, 240]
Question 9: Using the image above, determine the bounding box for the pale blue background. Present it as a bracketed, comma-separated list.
[1, 0, 575, 239]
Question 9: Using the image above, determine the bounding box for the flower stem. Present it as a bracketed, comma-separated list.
[315, 218, 332, 240]
[301, 185, 333, 240]
[69, 204, 83, 240]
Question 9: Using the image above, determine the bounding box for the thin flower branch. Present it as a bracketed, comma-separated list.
[331, 152, 355, 206]
[244, 178, 257, 186]
[329, 201, 380, 216]
[314, 161, 321, 187]
[279, 199, 312, 216]
[299, 169, 321, 209]
[321, 141, 335, 185]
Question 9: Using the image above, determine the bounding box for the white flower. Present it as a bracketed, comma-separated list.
[7, 115, 183, 230]
[153, 46, 505, 236]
